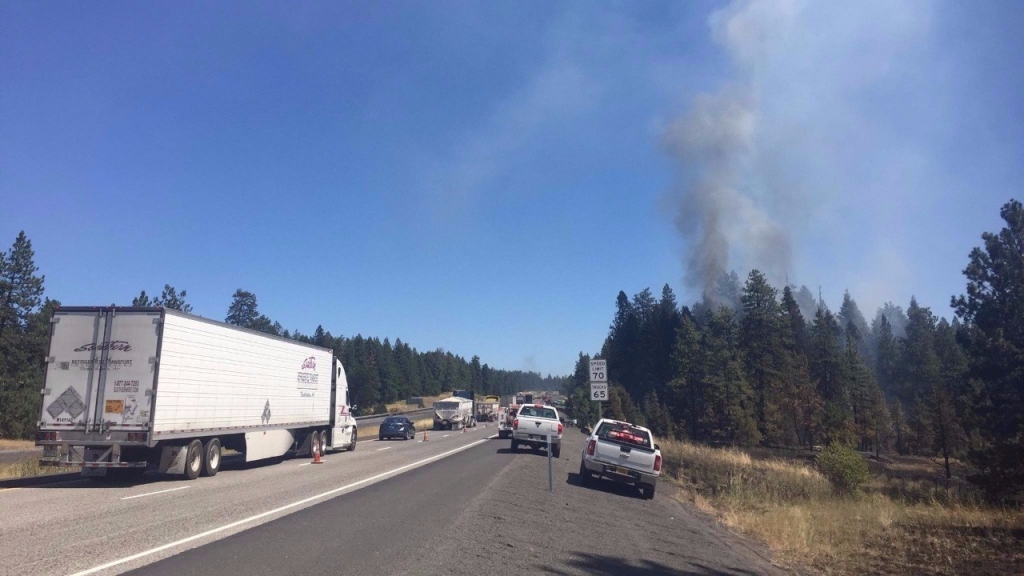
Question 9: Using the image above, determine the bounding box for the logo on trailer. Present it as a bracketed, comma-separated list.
[301, 356, 316, 370]
[74, 340, 132, 352]
[262, 400, 272, 424]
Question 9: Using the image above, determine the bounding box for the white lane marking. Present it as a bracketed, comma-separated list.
[121, 486, 191, 501]
[376, 446, 391, 451]
[69, 437, 492, 576]
[298, 462, 311, 467]
[443, 434, 450, 438]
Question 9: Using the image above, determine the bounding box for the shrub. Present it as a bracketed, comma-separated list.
[816, 442, 870, 495]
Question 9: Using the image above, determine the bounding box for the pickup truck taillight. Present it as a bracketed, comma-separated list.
[654, 454, 662, 472]
[513, 418, 519, 430]
[557, 423, 563, 435]
[586, 439, 596, 456]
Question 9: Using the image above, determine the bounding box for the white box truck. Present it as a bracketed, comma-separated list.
[35, 306, 358, 479]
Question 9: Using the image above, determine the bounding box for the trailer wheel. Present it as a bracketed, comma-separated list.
[310, 432, 322, 458]
[184, 440, 202, 480]
[347, 428, 357, 452]
[202, 438, 221, 477]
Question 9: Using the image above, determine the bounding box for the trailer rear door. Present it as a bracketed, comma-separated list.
[40, 309, 161, 431]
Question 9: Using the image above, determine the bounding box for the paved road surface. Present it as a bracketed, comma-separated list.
[127, 432, 783, 576]
[0, 425, 496, 576]
[1, 426, 783, 576]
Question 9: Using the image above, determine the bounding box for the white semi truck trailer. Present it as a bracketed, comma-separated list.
[35, 306, 358, 479]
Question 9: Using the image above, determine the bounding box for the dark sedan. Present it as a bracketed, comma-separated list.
[378, 416, 416, 441]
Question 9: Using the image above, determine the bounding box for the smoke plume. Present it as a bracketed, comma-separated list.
[662, 0, 932, 307]
[663, 89, 791, 298]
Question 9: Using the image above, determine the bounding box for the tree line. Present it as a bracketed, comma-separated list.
[565, 199, 1024, 501]
[218, 289, 565, 413]
[0, 239, 562, 439]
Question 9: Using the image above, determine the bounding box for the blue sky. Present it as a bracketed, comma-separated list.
[2, 1, 1022, 376]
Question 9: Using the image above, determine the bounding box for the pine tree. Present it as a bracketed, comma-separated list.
[952, 198, 1024, 499]
[0, 232, 45, 345]
[838, 290, 872, 365]
[739, 270, 785, 442]
[226, 289, 260, 327]
[874, 315, 899, 398]
[155, 284, 192, 312]
[132, 290, 153, 306]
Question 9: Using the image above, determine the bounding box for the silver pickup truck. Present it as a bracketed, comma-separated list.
[510, 404, 562, 457]
[579, 419, 662, 499]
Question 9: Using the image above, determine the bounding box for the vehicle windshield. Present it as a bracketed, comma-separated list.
[383, 417, 403, 424]
[596, 422, 652, 449]
[518, 406, 556, 419]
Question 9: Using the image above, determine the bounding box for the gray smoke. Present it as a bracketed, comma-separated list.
[662, 89, 791, 298]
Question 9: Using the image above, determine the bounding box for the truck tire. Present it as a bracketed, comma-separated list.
[319, 430, 330, 453]
[184, 440, 202, 480]
[347, 429, 357, 452]
[310, 431, 322, 458]
[642, 483, 656, 500]
[579, 460, 591, 486]
[201, 438, 221, 477]
[510, 439, 518, 452]
[498, 430, 508, 440]
[551, 444, 561, 459]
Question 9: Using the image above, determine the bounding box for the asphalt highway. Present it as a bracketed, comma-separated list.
[129, 432, 783, 576]
[0, 426, 783, 576]
[0, 425, 496, 576]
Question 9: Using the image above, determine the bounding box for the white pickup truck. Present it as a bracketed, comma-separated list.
[579, 419, 662, 499]
[510, 404, 562, 458]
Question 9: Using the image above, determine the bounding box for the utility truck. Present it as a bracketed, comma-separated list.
[35, 306, 358, 480]
[476, 395, 500, 422]
[432, 396, 474, 430]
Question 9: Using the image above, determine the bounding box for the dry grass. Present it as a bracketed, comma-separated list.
[0, 457, 77, 480]
[0, 439, 34, 451]
[662, 439, 1024, 575]
[385, 394, 448, 413]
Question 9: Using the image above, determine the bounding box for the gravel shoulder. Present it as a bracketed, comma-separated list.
[397, 431, 786, 576]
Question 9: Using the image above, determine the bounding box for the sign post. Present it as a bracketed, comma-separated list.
[588, 359, 607, 427]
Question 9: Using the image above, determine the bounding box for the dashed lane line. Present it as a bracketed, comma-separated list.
[121, 486, 191, 501]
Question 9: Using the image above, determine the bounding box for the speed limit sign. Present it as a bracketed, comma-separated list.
[589, 359, 608, 402]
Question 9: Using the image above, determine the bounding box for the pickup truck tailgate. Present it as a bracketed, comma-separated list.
[594, 438, 657, 473]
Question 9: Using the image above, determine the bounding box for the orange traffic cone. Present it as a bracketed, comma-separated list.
[462, 424, 467, 433]
[312, 441, 323, 464]
[423, 430, 429, 442]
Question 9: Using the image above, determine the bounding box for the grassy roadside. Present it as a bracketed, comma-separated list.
[0, 457, 77, 480]
[0, 439, 34, 451]
[661, 439, 1024, 575]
